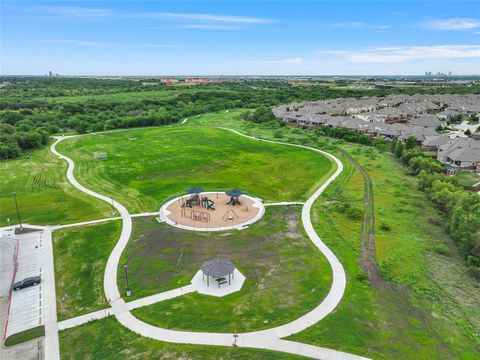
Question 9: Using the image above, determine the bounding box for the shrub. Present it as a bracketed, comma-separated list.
[346, 207, 363, 220]
[273, 130, 284, 138]
[433, 244, 451, 257]
[380, 223, 391, 231]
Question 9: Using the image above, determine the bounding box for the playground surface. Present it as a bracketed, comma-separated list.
[160, 192, 264, 231]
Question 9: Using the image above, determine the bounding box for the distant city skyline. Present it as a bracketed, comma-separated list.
[1, 1, 479, 76]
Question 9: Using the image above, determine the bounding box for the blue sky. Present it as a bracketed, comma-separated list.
[1, 1, 479, 75]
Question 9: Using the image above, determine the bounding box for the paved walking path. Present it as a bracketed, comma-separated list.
[264, 201, 305, 206]
[58, 308, 112, 331]
[52, 217, 122, 230]
[52, 212, 159, 230]
[59, 285, 197, 331]
[51, 130, 368, 359]
[126, 285, 195, 311]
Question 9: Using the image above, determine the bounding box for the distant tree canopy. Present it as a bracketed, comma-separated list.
[314, 126, 373, 145]
[1, 77, 479, 159]
[241, 106, 276, 123]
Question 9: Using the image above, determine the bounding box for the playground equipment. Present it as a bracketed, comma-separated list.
[183, 194, 201, 208]
[201, 196, 215, 210]
[226, 196, 241, 206]
[183, 194, 216, 210]
[181, 208, 210, 222]
[222, 209, 239, 222]
[226, 189, 243, 206]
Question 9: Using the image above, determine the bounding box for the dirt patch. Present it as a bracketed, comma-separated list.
[339, 149, 384, 288]
[122, 206, 310, 296]
[285, 209, 302, 239]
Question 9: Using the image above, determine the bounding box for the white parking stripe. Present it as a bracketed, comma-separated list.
[5, 230, 44, 339]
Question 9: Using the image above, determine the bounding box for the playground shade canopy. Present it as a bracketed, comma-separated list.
[201, 259, 235, 278]
[226, 189, 244, 197]
[187, 186, 205, 194]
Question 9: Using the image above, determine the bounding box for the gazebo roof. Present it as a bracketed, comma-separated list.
[226, 189, 243, 197]
[201, 259, 235, 278]
[187, 186, 204, 194]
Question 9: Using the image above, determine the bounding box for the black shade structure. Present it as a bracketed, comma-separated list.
[201, 259, 236, 287]
[187, 186, 204, 194]
[226, 189, 243, 197]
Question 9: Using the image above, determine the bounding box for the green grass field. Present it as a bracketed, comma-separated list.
[286, 148, 480, 359]
[4, 326, 45, 347]
[455, 170, 480, 187]
[57, 126, 332, 213]
[122, 206, 332, 332]
[0, 144, 112, 227]
[59, 317, 306, 360]
[189, 111, 480, 358]
[53, 221, 122, 320]
[3, 108, 479, 358]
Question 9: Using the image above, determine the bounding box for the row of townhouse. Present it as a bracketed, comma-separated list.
[273, 94, 480, 169]
[423, 136, 480, 168]
[275, 94, 480, 125]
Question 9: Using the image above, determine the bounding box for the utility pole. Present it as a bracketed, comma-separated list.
[12, 192, 23, 231]
[124, 265, 131, 296]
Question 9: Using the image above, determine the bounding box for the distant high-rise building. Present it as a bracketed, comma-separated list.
[425, 71, 432, 77]
[448, 71, 452, 76]
[48, 71, 52, 77]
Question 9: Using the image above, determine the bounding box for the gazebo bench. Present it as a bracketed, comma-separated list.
[215, 277, 226, 282]
[218, 280, 228, 288]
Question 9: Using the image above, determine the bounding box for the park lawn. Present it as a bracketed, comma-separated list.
[288, 147, 480, 359]
[53, 221, 122, 320]
[57, 126, 332, 213]
[189, 109, 332, 148]
[59, 317, 306, 360]
[120, 206, 332, 333]
[190, 111, 480, 358]
[0, 144, 112, 227]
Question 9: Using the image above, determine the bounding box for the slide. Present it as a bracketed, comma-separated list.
[203, 199, 215, 210]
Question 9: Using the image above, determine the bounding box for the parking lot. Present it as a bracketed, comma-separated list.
[4, 229, 44, 338]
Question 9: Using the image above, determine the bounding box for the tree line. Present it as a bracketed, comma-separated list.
[389, 139, 480, 279]
[1, 77, 479, 159]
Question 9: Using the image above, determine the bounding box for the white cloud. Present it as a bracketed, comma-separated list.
[330, 22, 389, 31]
[35, 6, 110, 18]
[248, 58, 303, 64]
[183, 24, 241, 30]
[141, 44, 183, 48]
[316, 45, 480, 63]
[30, 7, 275, 25]
[36, 39, 113, 47]
[134, 12, 275, 24]
[425, 18, 480, 31]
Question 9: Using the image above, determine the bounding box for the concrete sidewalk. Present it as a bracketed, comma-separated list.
[264, 201, 305, 206]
